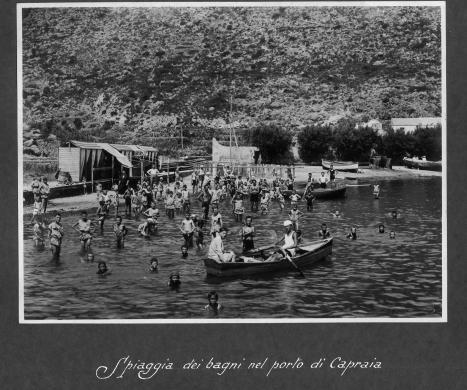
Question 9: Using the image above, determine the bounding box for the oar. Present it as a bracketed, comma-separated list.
[283, 250, 305, 277]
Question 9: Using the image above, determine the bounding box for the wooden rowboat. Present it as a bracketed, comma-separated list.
[204, 238, 333, 277]
[322, 159, 359, 172]
[402, 157, 442, 172]
[308, 181, 347, 199]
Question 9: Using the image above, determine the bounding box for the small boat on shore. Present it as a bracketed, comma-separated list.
[322, 159, 359, 172]
[403, 157, 442, 172]
[204, 238, 333, 277]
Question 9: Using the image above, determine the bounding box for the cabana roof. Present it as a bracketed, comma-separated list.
[70, 140, 133, 168]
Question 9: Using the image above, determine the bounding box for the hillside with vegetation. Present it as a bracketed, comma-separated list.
[22, 6, 441, 158]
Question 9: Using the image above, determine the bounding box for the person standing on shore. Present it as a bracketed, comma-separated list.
[147, 164, 159, 187]
[40, 177, 50, 214]
[48, 213, 64, 260]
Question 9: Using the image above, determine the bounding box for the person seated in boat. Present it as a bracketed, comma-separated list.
[346, 226, 357, 240]
[319, 223, 331, 238]
[389, 231, 396, 239]
[378, 224, 385, 234]
[273, 220, 298, 256]
[318, 172, 328, 188]
[207, 227, 236, 263]
[148, 257, 158, 273]
[373, 184, 380, 199]
[181, 245, 188, 258]
[96, 261, 110, 276]
[168, 273, 181, 289]
[204, 291, 222, 314]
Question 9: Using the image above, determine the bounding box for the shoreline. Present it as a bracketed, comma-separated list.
[22, 166, 441, 218]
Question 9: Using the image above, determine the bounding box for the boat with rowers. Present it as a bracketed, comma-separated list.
[322, 159, 359, 172]
[204, 238, 333, 277]
[402, 157, 442, 172]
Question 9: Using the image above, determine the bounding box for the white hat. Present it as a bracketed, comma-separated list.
[283, 220, 293, 226]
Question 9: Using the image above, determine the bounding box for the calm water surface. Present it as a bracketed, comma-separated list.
[23, 177, 442, 319]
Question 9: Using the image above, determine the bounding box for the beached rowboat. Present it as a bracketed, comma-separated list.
[204, 238, 333, 277]
[402, 157, 442, 172]
[322, 159, 359, 172]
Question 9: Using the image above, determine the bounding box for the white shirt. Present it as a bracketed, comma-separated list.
[208, 235, 224, 261]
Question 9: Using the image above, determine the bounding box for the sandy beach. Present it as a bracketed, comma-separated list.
[22, 166, 441, 217]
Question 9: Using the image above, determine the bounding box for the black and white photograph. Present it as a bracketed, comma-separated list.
[19, 2, 445, 322]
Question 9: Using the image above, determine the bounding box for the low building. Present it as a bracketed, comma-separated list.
[59, 141, 157, 185]
[355, 119, 386, 136]
[390, 117, 442, 133]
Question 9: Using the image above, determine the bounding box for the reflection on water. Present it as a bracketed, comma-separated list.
[23, 177, 442, 319]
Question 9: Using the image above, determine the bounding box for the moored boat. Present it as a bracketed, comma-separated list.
[403, 157, 442, 172]
[322, 159, 359, 172]
[204, 238, 333, 277]
[308, 181, 347, 199]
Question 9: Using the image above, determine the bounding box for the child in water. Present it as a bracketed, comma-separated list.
[378, 224, 385, 233]
[168, 273, 181, 288]
[390, 231, 396, 239]
[113, 215, 128, 249]
[373, 184, 380, 199]
[165, 191, 175, 219]
[148, 257, 158, 272]
[72, 211, 94, 253]
[204, 291, 222, 314]
[194, 220, 205, 250]
[181, 245, 188, 258]
[96, 261, 110, 275]
[346, 226, 357, 240]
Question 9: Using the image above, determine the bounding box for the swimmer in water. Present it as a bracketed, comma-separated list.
[204, 291, 222, 314]
[373, 184, 380, 199]
[47, 213, 64, 259]
[180, 213, 195, 248]
[240, 216, 255, 252]
[113, 215, 128, 249]
[346, 226, 357, 240]
[390, 231, 396, 239]
[319, 223, 331, 238]
[181, 245, 188, 258]
[378, 224, 385, 233]
[96, 261, 110, 275]
[148, 257, 158, 272]
[194, 219, 205, 250]
[72, 211, 94, 253]
[168, 273, 181, 289]
[331, 210, 341, 218]
[87, 253, 95, 262]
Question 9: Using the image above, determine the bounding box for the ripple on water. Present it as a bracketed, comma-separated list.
[23, 178, 442, 319]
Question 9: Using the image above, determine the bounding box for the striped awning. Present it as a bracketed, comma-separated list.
[70, 140, 133, 168]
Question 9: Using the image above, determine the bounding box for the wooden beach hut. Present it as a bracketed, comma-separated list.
[110, 143, 158, 178]
[58, 141, 133, 186]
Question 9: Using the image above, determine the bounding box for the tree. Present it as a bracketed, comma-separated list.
[332, 125, 381, 162]
[249, 124, 293, 164]
[412, 125, 442, 160]
[297, 124, 333, 163]
[381, 129, 416, 164]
